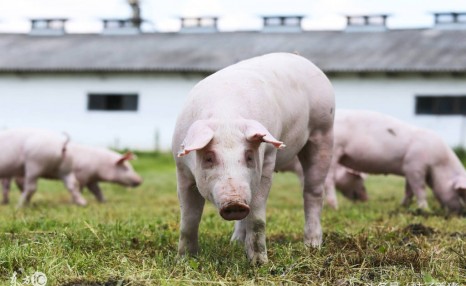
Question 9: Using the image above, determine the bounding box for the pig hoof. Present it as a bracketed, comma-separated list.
[417, 201, 429, 209]
[304, 234, 322, 248]
[326, 198, 339, 209]
[75, 199, 88, 206]
[249, 253, 268, 265]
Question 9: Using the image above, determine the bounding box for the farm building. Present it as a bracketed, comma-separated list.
[1, 13, 466, 150]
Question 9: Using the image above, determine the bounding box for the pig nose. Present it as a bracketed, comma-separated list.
[219, 202, 250, 221]
[132, 177, 143, 187]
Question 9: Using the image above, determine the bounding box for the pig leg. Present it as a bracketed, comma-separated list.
[177, 173, 205, 256]
[231, 220, 246, 243]
[298, 132, 333, 247]
[242, 156, 276, 264]
[2, 178, 11, 204]
[62, 174, 87, 206]
[324, 167, 338, 209]
[15, 177, 25, 192]
[87, 182, 106, 203]
[18, 176, 39, 207]
[405, 172, 428, 209]
[401, 180, 414, 207]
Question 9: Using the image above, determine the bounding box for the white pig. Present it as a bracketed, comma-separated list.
[0, 129, 84, 206]
[277, 156, 368, 209]
[326, 110, 466, 213]
[2, 144, 142, 205]
[172, 53, 335, 264]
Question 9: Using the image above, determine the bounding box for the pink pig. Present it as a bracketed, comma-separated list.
[172, 53, 335, 264]
[326, 110, 466, 213]
[277, 156, 367, 209]
[0, 129, 84, 206]
[2, 143, 142, 205]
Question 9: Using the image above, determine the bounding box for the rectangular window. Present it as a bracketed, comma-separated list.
[88, 93, 138, 111]
[415, 95, 466, 115]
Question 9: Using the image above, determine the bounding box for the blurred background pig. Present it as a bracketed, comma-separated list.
[327, 110, 466, 214]
[0, 128, 84, 206]
[2, 143, 142, 205]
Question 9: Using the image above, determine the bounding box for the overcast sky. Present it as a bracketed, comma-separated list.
[0, 0, 465, 33]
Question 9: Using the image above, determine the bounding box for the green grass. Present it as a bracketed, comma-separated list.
[0, 152, 465, 285]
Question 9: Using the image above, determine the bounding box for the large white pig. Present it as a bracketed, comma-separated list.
[276, 156, 367, 209]
[2, 144, 142, 204]
[172, 53, 335, 264]
[326, 110, 466, 213]
[0, 129, 85, 206]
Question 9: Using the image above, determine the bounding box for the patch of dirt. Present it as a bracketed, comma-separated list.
[61, 279, 134, 286]
[404, 223, 435, 236]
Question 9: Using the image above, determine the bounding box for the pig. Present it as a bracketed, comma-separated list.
[276, 156, 367, 209]
[0, 128, 84, 206]
[326, 110, 466, 213]
[172, 53, 335, 264]
[2, 144, 142, 205]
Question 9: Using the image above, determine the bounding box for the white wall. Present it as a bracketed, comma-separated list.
[331, 74, 466, 148]
[0, 72, 204, 151]
[1, 72, 465, 151]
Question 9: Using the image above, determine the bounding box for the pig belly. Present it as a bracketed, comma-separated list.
[339, 154, 404, 176]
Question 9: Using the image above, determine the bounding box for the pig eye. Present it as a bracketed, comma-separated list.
[202, 151, 216, 168]
[245, 150, 255, 168]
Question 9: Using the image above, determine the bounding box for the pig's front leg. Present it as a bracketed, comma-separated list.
[2, 178, 11, 204]
[231, 220, 246, 243]
[298, 132, 333, 247]
[87, 182, 106, 203]
[62, 173, 87, 206]
[177, 174, 205, 256]
[242, 158, 275, 264]
[404, 171, 428, 209]
[401, 180, 414, 207]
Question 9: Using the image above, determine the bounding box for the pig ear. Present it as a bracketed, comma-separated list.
[116, 151, 136, 165]
[244, 120, 286, 149]
[177, 120, 214, 157]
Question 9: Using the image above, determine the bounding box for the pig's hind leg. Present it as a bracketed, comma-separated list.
[297, 130, 333, 248]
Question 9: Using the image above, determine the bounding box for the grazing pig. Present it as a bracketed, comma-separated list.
[2, 144, 142, 204]
[0, 129, 84, 206]
[276, 156, 367, 209]
[327, 110, 466, 213]
[172, 53, 335, 264]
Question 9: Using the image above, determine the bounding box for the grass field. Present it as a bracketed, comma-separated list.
[0, 152, 464, 285]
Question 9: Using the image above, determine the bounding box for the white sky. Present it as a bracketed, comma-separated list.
[0, 0, 465, 33]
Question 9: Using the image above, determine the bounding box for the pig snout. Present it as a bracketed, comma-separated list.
[214, 180, 252, 221]
[219, 201, 250, 221]
[130, 175, 143, 187]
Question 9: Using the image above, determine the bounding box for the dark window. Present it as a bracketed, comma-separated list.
[415, 96, 466, 115]
[88, 93, 138, 111]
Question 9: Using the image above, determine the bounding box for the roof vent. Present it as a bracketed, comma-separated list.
[101, 19, 141, 35]
[345, 14, 389, 32]
[262, 16, 303, 33]
[29, 18, 67, 36]
[434, 12, 466, 30]
[179, 17, 218, 33]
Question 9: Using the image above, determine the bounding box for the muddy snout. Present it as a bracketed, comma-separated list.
[219, 201, 250, 221]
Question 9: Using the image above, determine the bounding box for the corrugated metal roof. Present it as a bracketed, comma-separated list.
[0, 29, 465, 73]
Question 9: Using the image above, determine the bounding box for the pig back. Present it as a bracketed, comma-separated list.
[174, 53, 335, 163]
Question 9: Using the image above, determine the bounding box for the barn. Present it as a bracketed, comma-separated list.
[1, 13, 465, 150]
